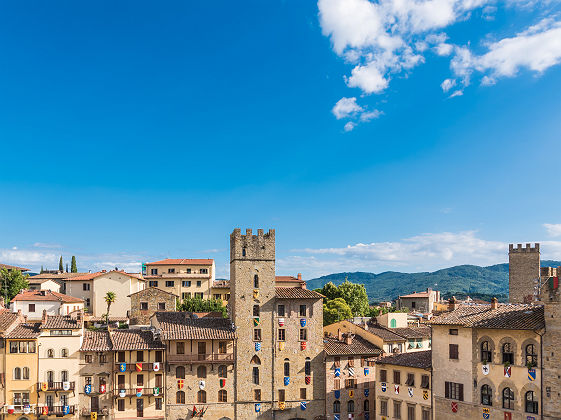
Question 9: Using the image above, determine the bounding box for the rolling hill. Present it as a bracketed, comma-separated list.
[306, 260, 561, 303]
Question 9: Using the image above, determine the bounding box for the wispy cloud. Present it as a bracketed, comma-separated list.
[544, 223, 561, 237]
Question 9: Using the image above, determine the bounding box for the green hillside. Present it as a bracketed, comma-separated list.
[306, 260, 561, 303]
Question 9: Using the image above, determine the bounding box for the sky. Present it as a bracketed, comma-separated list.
[1, 0, 561, 279]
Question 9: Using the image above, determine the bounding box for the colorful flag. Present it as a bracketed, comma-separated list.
[284, 376, 290, 386]
[305, 376, 311, 385]
[255, 403, 261, 413]
[255, 342, 261, 351]
[153, 362, 160, 371]
[119, 363, 126, 372]
[178, 379, 184, 389]
[334, 368, 341, 377]
[300, 401, 307, 411]
[300, 318, 307, 327]
[136, 363, 143, 372]
[278, 318, 285, 327]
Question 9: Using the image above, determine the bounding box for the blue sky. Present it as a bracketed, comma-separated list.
[1, 0, 561, 278]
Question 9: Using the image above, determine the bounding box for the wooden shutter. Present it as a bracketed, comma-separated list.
[458, 383, 464, 401]
[445, 381, 450, 399]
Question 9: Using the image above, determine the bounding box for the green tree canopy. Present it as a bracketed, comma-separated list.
[323, 298, 353, 326]
[0, 268, 29, 303]
[177, 297, 227, 318]
[315, 279, 370, 316]
[71, 256, 77, 273]
[58, 256, 63, 272]
[104, 291, 116, 325]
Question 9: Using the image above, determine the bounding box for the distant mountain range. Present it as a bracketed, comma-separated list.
[306, 260, 561, 303]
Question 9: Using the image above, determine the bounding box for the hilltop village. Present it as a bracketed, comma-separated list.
[0, 230, 558, 420]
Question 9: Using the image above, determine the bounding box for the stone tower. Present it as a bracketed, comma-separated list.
[231, 228, 276, 419]
[508, 243, 540, 303]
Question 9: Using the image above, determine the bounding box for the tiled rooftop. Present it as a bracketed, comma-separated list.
[6, 323, 41, 339]
[11, 290, 84, 304]
[275, 287, 324, 300]
[0, 309, 22, 332]
[324, 335, 383, 356]
[80, 330, 112, 352]
[110, 329, 165, 350]
[377, 350, 432, 369]
[392, 326, 431, 339]
[41, 315, 82, 330]
[154, 312, 236, 340]
[146, 259, 214, 265]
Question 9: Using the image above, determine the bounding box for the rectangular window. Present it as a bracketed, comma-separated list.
[200, 268, 208, 274]
[196, 281, 202, 287]
[149, 281, 158, 288]
[252, 367, 259, 385]
[300, 388, 307, 399]
[158, 302, 166, 310]
[334, 379, 340, 390]
[345, 378, 356, 389]
[254, 389, 261, 401]
[348, 357, 354, 367]
[299, 329, 307, 341]
[393, 370, 401, 384]
[168, 268, 175, 274]
[10, 342, 19, 353]
[195, 292, 203, 299]
[449, 344, 459, 359]
[421, 375, 430, 389]
[137, 374, 144, 387]
[176, 342, 185, 355]
[85, 298, 90, 307]
[380, 369, 388, 382]
[28, 341, 36, 353]
[118, 399, 125, 411]
[85, 376, 92, 385]
[155, 398, 162, 410]
[186, 268, 192, 273]
[278, 329, 286, 341]
[299, 305, 307, 317]
[83, 283, 90, 291]
[253, 305, 260, 317]
[182, 281, 191, 287]
[444, 381, 464, 401]
[19, 341, 27, 353]
[28, 304, 35, 312]
[182, 292, 191, 299]
[165, 281, 174, 288]
[406, 373, 415, 386]
[155, 374, 163, 388]
[422, 409, 430, 420]
[254, 329, 262, 341]
[140, 302, 148, 310]
[85, 354, 93, 363]
[278, 305, 285, 316]
[449, 328, 458, 335]
[118, 351, 125, 362]
[151, 268, 158, 275]
[381, 400, 388, 416]
[394, 401, 402, 419]
[334, 357, 340, 368]
[218, 342, 227, 354]
[213, 294, 221, 300]
[137, 351, 144, 362]
[278, 389, 285, 402]
[118, 375, 125, 387]
[407, 405, 416, 420]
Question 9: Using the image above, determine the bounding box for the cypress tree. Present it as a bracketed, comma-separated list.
[40, 265, 44, 274]
[59, 256, 63, 272]
[71, 256, 77, 273]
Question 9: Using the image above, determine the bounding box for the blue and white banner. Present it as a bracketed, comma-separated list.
[364, 388, 369, 397]
[300, 318, 307, 327]
[284, 376, 290, 386]
[334, 368, 340, 377]
[255, 342, 261, 351]
[300, 401, 307, 411]
[255, 403, 261, 413]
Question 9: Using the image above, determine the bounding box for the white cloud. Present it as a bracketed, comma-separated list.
[544, 223, 561, 237]
[0, 249, 58, 266]
[346, 62, 390, 93]
[481, 75, 496, 85]
[449, 89, 464, 97]
[344, 121, 357, 131]
[435, 43, 454, 56]
[441, 78, 456, 92]
[332, 97, 363, 119]
[360, 109, 383, 121]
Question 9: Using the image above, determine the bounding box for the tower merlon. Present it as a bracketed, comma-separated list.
[509, 243, 540, 253]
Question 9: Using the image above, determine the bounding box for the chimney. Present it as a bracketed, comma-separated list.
[297, 273, 302, 281]
[337, 329, 343, 342]
[42, 309, 47, 323]
[448, 296, 457, 311]
[344, 333, 353, 345]
[491, 297, 498, 310]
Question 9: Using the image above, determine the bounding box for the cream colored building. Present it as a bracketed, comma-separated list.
[0, 309, 26, 416]
[10, 290, 84, 320]
[397, 288, 440, 313]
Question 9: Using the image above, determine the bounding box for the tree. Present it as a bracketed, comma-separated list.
[177, 297, 227, 318]
[66, 263, 69, 273]
[71, 256, 77, 273]
[40, 265, 44, 274]
[323, 298, 353, 326]
[315, 279, 370, 316]
[58, 256, 63, 272]
[104, 292, 116, 325]
[0, 268, 30, 303]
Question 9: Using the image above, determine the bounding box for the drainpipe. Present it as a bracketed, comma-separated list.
[539, 330, 544, 420]
[271, 300, 276, 420]
[430, 327, 433, 420]
[36, 342, 41, 420]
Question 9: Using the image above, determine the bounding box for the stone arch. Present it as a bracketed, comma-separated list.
[498, 336, 517, 365]
[478, 377, 498, 406]
[476, 335, 496, 363]
[521, 383, 540, 415]
[520, 337, 539, 367]
[498, 379, 520, 410]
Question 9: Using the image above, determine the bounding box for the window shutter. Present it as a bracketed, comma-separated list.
[459, 383, 464, 401]
[445, 382, 450, 399]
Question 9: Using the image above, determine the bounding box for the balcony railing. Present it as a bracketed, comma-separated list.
[114, 362, 163, 372]
[114, 387, 164, 397]
[80, 408, 109, 417]
[36, 382, 76, 392]
[167, 353, 235, 363]
[35, 405, 76, 416]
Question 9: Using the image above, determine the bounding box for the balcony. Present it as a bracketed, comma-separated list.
[36, 382, 76, 392]
[80, 408, 109, 417]
[167, 353, 235, 363]
[114, 362, 162, 372]
[36, 405, 76, 416]
[113, 387, 164, 397]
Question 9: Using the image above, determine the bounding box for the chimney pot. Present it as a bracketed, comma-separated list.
[297, 273, 302, 281]
[491, 297, 498, 310]
[448, 296, 457, 311]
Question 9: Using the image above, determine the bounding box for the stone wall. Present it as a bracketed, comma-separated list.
[129, 287, 177, 325]
[508, 243, 540, 303]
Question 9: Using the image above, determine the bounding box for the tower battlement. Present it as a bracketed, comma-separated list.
[509, 243, 540, 253]
[230, 228, 275, 262]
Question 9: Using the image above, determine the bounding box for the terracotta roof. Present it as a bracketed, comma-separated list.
[11, 290, 84, 304]
[400, 291, 431, 298]
[275, 276, 303, 283]
[146, 259, 214, 266]
[392, 326, 431, 339]
[128, 287, 178, 298]
[430, 303, 544, 330]
[324, 335, 383, 356]
[67, 270, 144, 281]
[110, 329, 165, 350]
[41, 315, 82, 330]
[28, 272, 87, 281]
[213, 280, 230, 288]
[88, 316, 129, 322]
[0, 309, 22, 333]
[6, 323, 41, 339]
[365, 325, 407, 342]
[154, 312, 236, 340]
[275, 287, 324, 299]
[80, 330, 112, 352]
[377, 350, 432, 369]
[0, 263, 29, 271]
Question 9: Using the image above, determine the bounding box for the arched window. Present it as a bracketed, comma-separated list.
[61, 370, 69, 382]
[218, 365, 228, 378]
[364, 399, 370, 412]
[333, 400, 341, 413]
[525, 391, 538, 413]
[242, 247, 246, 257]
[197, 390, 207, 403]
[13, 367, 21, 380]
[284, 359, 290, 377]
[502, 387, 514, 410]
[502, 343, 514, 364]
[254, 275, 259, 288]
[197, 365, 207, 378]
[47, 348, 54, 358]
[347, 400, 355, 413]
[481, 341, 492, 363]
[176, 391, 185, 404]
[390, 319, 397, 328]
[253, 305, 260, 317]
[61, 348, 69, 358]
[305, 357, 311, 376]
[525, 344, 537, 367]
[22, 367, 29, 380]
[481, 384, 492, 406]
[218, 389, 227, 402]
[250, 355, 261, 365]
[176, 366, 185, 379]
[252, 367, 259, 385]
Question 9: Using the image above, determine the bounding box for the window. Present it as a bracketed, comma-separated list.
[196, 281, 202, 287]
[305, 358, 311, 376]
[61, 370, 68, 381]
[526, 344, 537, 367]
[137, 351, 144, 362]
[449, 344, 459, 359]
[254, 275, 259, 288]
[213, 294, 222, 300]
[18, 342, 27, 353]
[278, 329, 286, 341]
[83, 283, 90, 291]
[254, 329, 262, 341]
[219, 341, 227, 354]
[422, 409, 430, 420]
[197, 390, 206, 403]
[116, 398, 124, 411]
[242, 248, 246, 257]
[253, 305, 260, 317]
[168, 268, 175, 273]
[334, 357, 341, 368]
[85, 298, 90, 307]
[421, 375, 430, 389]
[158, 302, 166, 310]
[502, 387, 514, 410]
[118, 374, 125, 387]
[218, 389, 227, 402]
[390, 318, 397, 328]
[155, 374, 163, 388]
[28, 341, 36, 353]
[449, 328, 458, 335]
[481, 384, 492, 406]
[299, 329, 307, 341]
[334, 378, 340, 389]
[176, 342, 185, 354]
[61, 348, 69, 358]
[85, 376, 92, 385]
[252, 367, 260, 385]
[155, 350, 162, 363]
[84, 354, 93, 363]
[278, 305, 285, 316]
[182, 281, 191, 287]
[182, 292, 191, 299]
[405, 373, 415, 386]
[394, 401, 402, 419]
[50, 329, 72, 336]
[149, 281, 159, 288]
[140, 302, 148, 310]
[218, 365, 227, 378]
[348, 357, 354, 367]
[284, 359, 290, 377]
[393, 370, 401, 384]
[151, 268, 158, 275]
[299, 305, 307, 317]
[481, 341, 492, 363]
[100, 354, 107, 363]
[333, 400, 341, 413]
[195, 292, 203, 299]
[525, 390, 538, 413]
[364, 399, 370, 412]
[278, 389, 285, 402]
[176, 365, 186, 379]
[165, 281, 174, 288]
[254, 389, 261, 401]
[380, 400, 388, 416]
[348, 400, 355, 413]
[300, 388, 307, 399]
[23, 367, 29, 379]
[200, 268, 208, 274]
[47, 348, 54, 358]
[407, 404, 416, 420]
[345, 378, 356, 388]
[502, 343, 514, 364]
[118, 351, 125, 362]
[13, 367, 21, 380]
[380, 369, 387, 382]
[155, 398, 162, 410]
[137, 374, 144, 386]
[445, 381, 464, 401]
[28, 304, 35, 312]
[251, 355, 261, 365]
[47, 370, 54, 382]
[176, 391, 185, 404]
[197, 366, 207, 378]
[186, 268, 192, 274]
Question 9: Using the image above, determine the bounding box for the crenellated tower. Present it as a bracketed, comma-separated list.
[508, 243, 540, 303]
